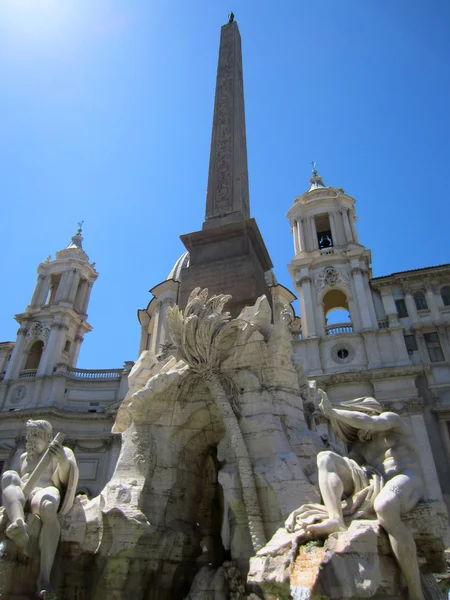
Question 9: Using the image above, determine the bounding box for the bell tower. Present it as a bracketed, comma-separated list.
[3, 226, 98, 381]
[287, 169, 381, 373]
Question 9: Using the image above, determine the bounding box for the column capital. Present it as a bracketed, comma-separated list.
[51, 322, 69, 331]
[425, 283, 438, 294]
[297, 276, 312, 286]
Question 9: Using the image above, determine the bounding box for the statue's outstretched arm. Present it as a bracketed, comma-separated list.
[330, 409, 402, 432]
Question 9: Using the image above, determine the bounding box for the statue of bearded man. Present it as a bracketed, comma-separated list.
[1, 419, 78, 597]
[285, 392, 425, 600]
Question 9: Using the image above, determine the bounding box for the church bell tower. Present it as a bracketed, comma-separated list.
[3, 226, 98, 382]
[287, 169, 382, 373]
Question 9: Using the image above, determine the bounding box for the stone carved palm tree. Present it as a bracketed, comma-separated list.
[167, 287, 267, 552]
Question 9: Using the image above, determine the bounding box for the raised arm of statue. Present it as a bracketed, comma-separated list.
[319, 390, 403, 433]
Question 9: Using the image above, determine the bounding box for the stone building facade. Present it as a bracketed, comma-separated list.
[0, 228, 130, 497]
[286, 168, 450, 517]
[1, 18, 450, 534]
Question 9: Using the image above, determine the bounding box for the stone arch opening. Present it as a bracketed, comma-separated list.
[323, 289, 351, 325]
[24, 340, 44, 370]
[146, 399, 229, 598]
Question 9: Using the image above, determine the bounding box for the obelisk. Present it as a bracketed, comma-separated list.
[178, 18, 273, 317]
[203, 18, 250, 229]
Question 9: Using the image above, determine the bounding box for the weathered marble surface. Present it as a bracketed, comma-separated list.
[33, 292, 321, 599]
[248, 502, 448, 600]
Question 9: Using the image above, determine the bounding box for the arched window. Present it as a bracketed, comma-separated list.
[24, 340, 44, 370]
[323, 289, 351, 326]
[441, 286, 450, 306]
[413, 291, 428, 311]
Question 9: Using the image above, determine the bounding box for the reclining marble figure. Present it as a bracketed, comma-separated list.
[285, 391, 425, 600]
[1, 419, 78, 596]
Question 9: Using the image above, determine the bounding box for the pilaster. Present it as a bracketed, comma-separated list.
[329, 212, 338, 246]
[425, 284, 441, 321]
[297, 276, 317, 338]
[292, 223, 300, 255]
[341, 208, 353, 243]
[351, 267, 372, 329]
[380, 287, 401, 327]
[4, 327, 28, 380]
[38, 322, 69, 376]
[349, 209, 359, 243]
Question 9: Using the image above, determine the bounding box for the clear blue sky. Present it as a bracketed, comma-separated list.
[1, 0, 449, 369]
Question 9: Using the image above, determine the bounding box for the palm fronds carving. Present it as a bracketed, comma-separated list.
[167, 287, 267, 551]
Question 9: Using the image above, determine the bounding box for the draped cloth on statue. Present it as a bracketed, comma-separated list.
[287, 397, 385, 534]
[287, 458, 385, 533]
[54, 448, 79, 516]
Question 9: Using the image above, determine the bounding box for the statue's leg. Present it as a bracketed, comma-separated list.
[374, 474, 424, 600]
[30, 487, 61, 595]
[1, 470, 29, 550]
[306, 451, 355, 537]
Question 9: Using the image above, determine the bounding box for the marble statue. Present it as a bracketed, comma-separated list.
[1, 419, 79, 597]
[285, 391, 425, 600]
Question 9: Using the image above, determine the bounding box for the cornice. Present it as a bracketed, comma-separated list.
[0, 406, 116, 422]
[313, 364, 423, 386]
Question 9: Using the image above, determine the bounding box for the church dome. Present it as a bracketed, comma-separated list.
[308, 170, 327, 192]
[167, 251, 190, 281]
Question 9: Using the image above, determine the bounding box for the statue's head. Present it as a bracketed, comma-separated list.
[25, 419, 52, 456]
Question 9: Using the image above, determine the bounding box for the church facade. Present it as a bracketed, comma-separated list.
[1, 18, 450, 526]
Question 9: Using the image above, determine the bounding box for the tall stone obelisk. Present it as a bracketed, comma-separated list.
[203, 19, 250, 229]
[179, 18, 273, 317]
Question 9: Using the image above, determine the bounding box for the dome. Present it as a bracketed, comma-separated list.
[308, 170, 327, 192]
[167, 251, 190, 281]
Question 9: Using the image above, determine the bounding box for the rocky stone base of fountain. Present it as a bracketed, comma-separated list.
[247, 502, 448, 600]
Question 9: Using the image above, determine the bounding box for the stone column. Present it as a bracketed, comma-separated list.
[74, 279, 88, 312]
[329, 212, 338, 246]
[341, 208, 354, 243]
[352, 267, 372, 329]
[408, 408, 449, 527]
[158, 298, 174, 351]
[380, 286, 400, 327]
[403, 286, 419, 324]
[4, 327, 28, 380]
[362, 270, 378, 329]
[297, 276, 316, 338]
[81, 281, 94, 315]
[30, 275, 46, 307]
[389, 328, 410, 364]
[297, 218, 305, 252]
[437, 326, 450, 363]
[54, 272, 71, 303]
[67, 270, 80, 304]
[38, 323, 68, 376]
[425, 284, 441, 321]
[150, 301, 162, 354]
[139, 324, 149, 356]
[71, 334, 84, 367]
[292, 222, 300, 255]
[414, 331, 429, 365]
[36, 275, 51, 305]
[362, 331, 381, 368]
[349, 209, 359, 243]
[309, 218, 319, 250]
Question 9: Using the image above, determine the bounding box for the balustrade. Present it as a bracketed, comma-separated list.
[378, 319, 389, 330]
[55, 364, 122, 380]
[19, 369, 37, 379]
[325, 323, 353, 336]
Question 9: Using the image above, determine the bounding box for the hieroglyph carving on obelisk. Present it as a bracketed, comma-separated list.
[204, 21, 250, 229]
